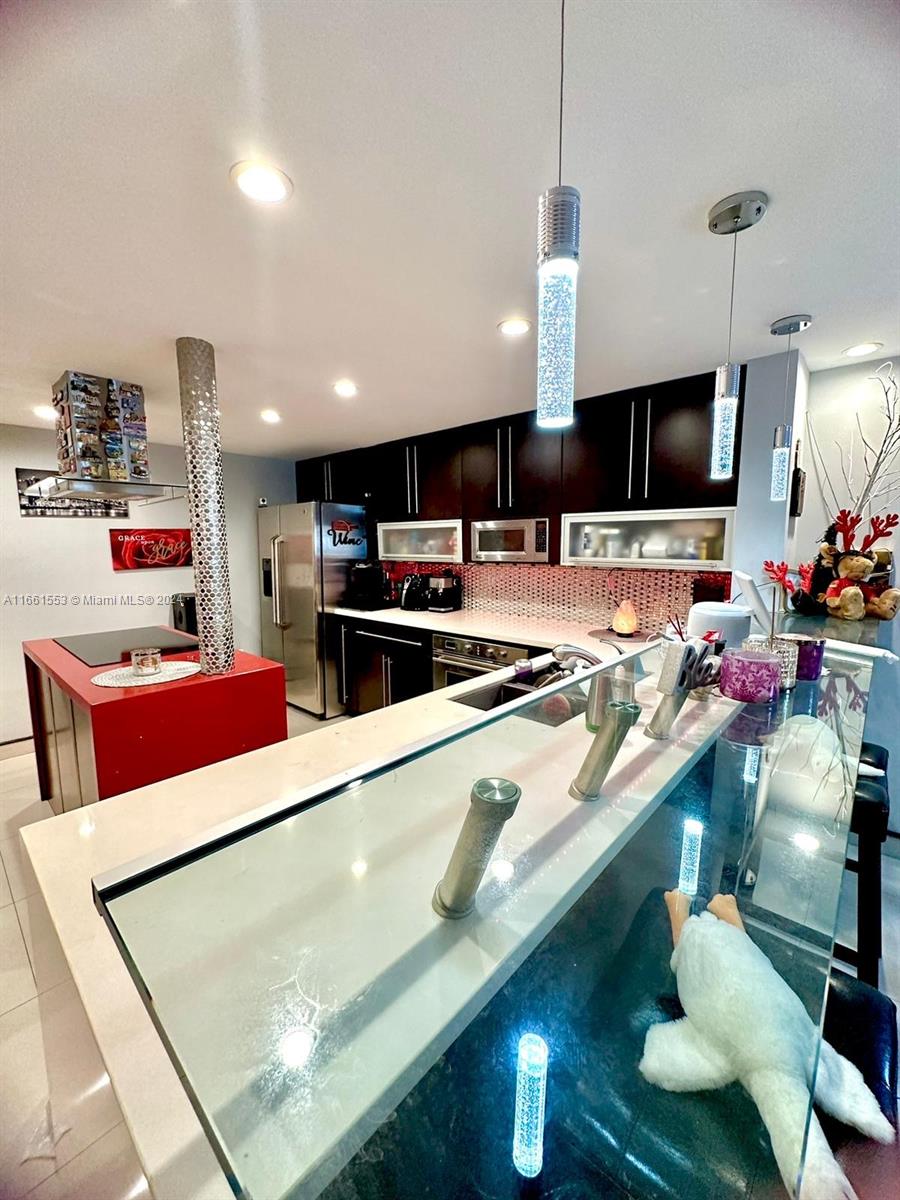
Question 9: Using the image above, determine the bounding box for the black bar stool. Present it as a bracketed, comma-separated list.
[835, 743, 891, 987]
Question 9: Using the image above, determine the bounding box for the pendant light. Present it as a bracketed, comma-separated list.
[536, 0, 580, 430]
[769, 314, 812, 502]
[706, 191, 768, 479]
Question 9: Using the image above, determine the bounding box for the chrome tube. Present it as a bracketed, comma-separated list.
[175, 336, 234, 675]
[569, 701, 641, 802]
[432, 778, 521, 919]
[644, 691, 690, 740]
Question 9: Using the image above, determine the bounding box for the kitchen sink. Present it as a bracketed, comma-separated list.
[453, 671, 588, 726]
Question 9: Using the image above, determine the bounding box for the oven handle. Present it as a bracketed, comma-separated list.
[433, 655, 501, 674]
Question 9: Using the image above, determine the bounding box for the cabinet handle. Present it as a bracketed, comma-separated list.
[627, 402, 635, 501]
[381, 654, 387, 707]
[644, 397, 651, 499]
[507, 425, 513, 508]
[356, 629, 424, 649]
[340, 624, 348, 704]
[413, 444, 419, 514]
[405, 446, 412, 514]
[496, 428, 502, 509]
[386, 655, 393, 705]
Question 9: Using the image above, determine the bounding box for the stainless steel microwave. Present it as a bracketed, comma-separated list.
[470, 518, 549, 563]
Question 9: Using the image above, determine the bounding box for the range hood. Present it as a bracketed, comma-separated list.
[24, 475, 187, 506]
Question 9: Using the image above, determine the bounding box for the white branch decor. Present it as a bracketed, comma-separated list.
[806, 362, 900, 522]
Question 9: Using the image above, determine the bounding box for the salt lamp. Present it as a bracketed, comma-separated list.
[611, 599, 638, 637]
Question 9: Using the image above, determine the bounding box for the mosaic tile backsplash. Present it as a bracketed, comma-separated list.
[385, 562, 730, 634]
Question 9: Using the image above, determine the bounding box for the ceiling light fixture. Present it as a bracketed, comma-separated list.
[229, 161, 293, 204]
[33, 404, 57, 422]
[842, 342, 883, 358]
[498, 318, 531, 338]
[333, 378, 358, 399]
[769, 314, 812, 502]
[707, 191, 768, 480]
[260, 408, 281, 424]
[535, 0, 579, 431]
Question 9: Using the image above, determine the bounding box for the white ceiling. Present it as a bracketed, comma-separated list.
[1, 0, 898, 461]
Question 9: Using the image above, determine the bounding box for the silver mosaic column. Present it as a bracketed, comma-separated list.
[176, 337, 234, 675]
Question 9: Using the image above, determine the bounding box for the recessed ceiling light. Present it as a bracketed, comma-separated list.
[230, 161, 293, 204]
[498, 317, 532, 337]
[842, 342, 883, 358]
[33, 405, 57, 421]
[333, 378, 358, 399]
[260, 408, 281, 424]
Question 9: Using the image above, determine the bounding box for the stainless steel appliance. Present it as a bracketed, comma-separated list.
[432, 634, 529, 689]
[470, 517, 549, 562]
[258, 502, 367, 716]
[427, 570, 462, 612]
[346, 562, 389, 611]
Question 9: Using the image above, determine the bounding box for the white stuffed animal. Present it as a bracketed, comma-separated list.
[639, 892, 894, 1200]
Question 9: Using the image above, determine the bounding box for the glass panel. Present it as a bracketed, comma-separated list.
[99, 643, 871, 1200]
[479, 528, 526, 553]
[566, 514, 726, 563]
[379, 522, 461, 561]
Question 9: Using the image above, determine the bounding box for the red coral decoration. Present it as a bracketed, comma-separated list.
[859, 512, 899, 555]
[798, 561, 815, 594]
[763, 559, 796, 594]
[834, 509, 864, 552]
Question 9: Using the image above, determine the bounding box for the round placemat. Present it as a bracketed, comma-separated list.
[91, 661, 202, 688]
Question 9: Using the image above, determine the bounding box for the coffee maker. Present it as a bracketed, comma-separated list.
[345, 562, 389, 610]
[427, 570, 462, 613]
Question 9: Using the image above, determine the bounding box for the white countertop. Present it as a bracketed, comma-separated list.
[331, 604, 633, 653]
[22, 641, 727, 1200]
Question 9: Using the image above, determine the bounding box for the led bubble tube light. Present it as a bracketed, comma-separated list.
[710, 362, 740, 480]
[513, 1032, 549, 1177]
[536, 186, 580, 429]
[678, 818, 704, 896]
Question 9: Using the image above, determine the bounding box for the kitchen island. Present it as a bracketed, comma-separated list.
[21, 639, 877, 1199]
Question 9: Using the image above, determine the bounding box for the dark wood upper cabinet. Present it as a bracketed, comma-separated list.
[461, 414, 562, 518]
[296, 448, 374, 505]
[369, 431, 462, 521]
[644, 372, 742, 509]
[561, 393, 638, 513]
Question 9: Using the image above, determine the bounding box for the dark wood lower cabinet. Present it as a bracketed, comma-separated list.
[345, 622, 432, 715]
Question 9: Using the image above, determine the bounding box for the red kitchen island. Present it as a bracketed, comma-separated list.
[23, 629, 287, 811]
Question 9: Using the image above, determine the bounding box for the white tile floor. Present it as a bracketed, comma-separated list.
[0, 729, 897, 1198]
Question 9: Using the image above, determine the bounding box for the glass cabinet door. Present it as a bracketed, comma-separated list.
[562, 508, 732, 568]
[377, 519, 462, 561]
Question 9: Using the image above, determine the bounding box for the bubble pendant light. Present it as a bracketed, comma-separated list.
[769, 315, 812, 502]
[706, 192, 768, 479]
[536, 0, 580, 430]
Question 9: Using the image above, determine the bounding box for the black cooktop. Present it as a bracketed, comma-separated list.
[54, 626, 199, 668]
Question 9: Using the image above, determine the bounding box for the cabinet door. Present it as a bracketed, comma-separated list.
[384, 644, 431, 705]
[412, 429, 462, 520]
[348, 631, 388, 714]
[328, 448, 375, 506]
[507, 412, 562, 517]
[368, 440, 414, 522]
[461, 420, 505, 519]
[295, 456, 329, 502]
[561, 393, 637, 513]
[645, 372, 741, 509]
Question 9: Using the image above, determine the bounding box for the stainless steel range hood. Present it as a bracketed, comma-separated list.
[24, 475, 188, 506]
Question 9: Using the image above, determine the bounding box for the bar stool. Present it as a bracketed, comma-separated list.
[835, 743, 891, 987]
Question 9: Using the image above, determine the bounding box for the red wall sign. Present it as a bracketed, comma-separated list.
[109, 528, 192, 571]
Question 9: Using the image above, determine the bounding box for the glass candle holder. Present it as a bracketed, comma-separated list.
[775, 633, 825, 682]
[742, 636, 798, 690]
[131, 647, 162, 676]
[720, 648, 781, 704]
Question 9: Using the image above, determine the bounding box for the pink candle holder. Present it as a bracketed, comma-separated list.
[720, 648, 781, 704]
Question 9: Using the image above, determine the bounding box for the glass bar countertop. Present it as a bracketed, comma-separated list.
[94, 642, 873, 1200]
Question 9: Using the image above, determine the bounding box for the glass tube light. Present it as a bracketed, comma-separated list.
[710, 362, 740, 480]
[770, 424, 792, 502]
[513, 1032, 549, 1178]
[678, 818, 704, 896]
[536, 185, 580, 430]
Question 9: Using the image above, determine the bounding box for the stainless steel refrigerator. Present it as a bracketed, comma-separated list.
[258, 502, 367, 716]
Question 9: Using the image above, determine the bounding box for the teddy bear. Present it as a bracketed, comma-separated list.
[824, 551, 900, 621]
[794, 511, 900, 621]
